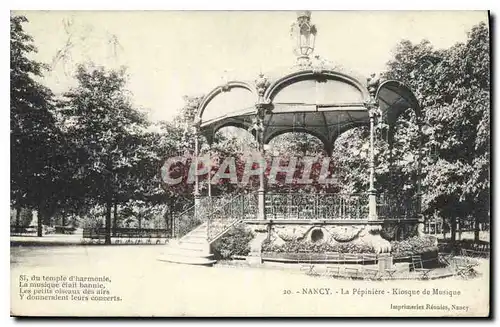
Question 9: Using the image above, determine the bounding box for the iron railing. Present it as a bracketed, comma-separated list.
[264, 193, 369, 220]
[377, 194, 421, 220]
[174, 191, 419, 239]
[207, 193, 258, 242]
[174, 204, 202, 239]
[173, 194, 242, 239]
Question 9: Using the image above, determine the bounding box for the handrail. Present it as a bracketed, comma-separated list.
[207, 193, 258, 243]
[174, 193, 242, 239]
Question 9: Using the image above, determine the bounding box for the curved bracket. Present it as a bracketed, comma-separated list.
[375, 79, 424, 147]
[375, 79, 422, 124]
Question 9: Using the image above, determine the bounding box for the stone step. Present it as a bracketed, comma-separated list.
[162, 247, 214, 258]
[157, 253, 216, 266]
[179, 238, 208, 245]
[183, 233, 208, 239]
[189, 229, 207, 235]
[177, 241, 211, 252]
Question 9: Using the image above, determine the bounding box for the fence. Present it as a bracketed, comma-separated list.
[82, 227, 171, 240]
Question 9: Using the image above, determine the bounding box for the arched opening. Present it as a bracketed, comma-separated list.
[310, 228, 324, 243]
[267, 131, 326, 157]
[198, 84, 256, 124]
[331, 126, 370, 194]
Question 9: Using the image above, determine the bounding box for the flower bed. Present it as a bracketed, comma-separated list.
[261, 239, 375, 254]
[259, 235, 439, 267]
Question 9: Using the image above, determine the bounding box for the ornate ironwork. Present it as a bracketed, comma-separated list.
[377, 194, 420, 220]
[174, 204, 202, 239]
[207, 193, 258, 242]
[259, 192, 418, 220]
[174, 193, 258, 240]
[264, 193, 369, 220]
[174, 195, 234, 238]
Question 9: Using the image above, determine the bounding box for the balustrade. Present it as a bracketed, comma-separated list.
[265, 193, 369, 220]
[174, 191, 419, 240]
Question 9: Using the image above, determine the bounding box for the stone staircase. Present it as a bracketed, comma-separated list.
[158, 194, 257, 266]
[158, 223, 216, 266]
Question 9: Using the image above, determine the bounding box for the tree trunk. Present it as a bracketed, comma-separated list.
[37, 209, 43, 237]
[170, 209, 175, 238]
[163, 209, 169, 231]
[450, 217, 457, 243]
[474, 216, 480, 243]
[105, 200, 112, 245]
[113, 202, 118, 236]
[62, 214, 66, 227]
[442, 219, 446, 239]
[458, 219, 462, 240]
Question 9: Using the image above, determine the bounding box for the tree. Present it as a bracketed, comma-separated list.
[58, 64, 151, 244]
[11, 15, 66, 236]
[383, 22, 490, 242]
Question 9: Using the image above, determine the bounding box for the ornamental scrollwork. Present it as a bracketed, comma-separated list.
[366, 72, 381, 97]
[327, 226, 364, 243]
[255, 73, 270, 97]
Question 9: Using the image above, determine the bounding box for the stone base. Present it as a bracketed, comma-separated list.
[246, 255, 263, 265]
[158, 239, 216, 266]
[250, 219, 421, 256]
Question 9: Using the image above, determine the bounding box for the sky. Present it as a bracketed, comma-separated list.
[16, 10, 488, 123]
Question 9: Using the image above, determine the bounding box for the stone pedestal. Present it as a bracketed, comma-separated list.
[257, 189, 265, 220]
[246, 255, 263, 265]
[378, 253, 393, 272]
[246, 231, 267, 265]
[367, 190, 378, 221]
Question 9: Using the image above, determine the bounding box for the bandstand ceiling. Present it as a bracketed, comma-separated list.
[197, 68, 421, 155]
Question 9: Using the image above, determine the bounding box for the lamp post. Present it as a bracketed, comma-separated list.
[193, 117, 201, 220]
[290, 11, 317, 66]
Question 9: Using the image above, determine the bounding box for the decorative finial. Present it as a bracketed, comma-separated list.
[255, 73, 270, 97]
[367, 73, 381, 98]
[220, 70, 231, 92]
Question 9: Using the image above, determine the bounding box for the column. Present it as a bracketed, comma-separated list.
[207, 144, 212, 198]
[365, 73, 380, 221]
[367, 108, 378, 221]
[416, 127, 425, 235]
[193, 127, 200, 219]
[254, 73, 270, 220]
[207, 144, 213, 239]
[257, 128, 266, 220]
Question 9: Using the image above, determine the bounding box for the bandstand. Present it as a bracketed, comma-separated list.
[160, 11, 425, 266]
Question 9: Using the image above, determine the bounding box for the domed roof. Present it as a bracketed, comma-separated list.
[194, 13, 421, 155]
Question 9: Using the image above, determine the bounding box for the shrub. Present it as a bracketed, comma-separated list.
[212, 224, 254, 260]
[390, 236, 438, 258]
[261, 239, 374, 254]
